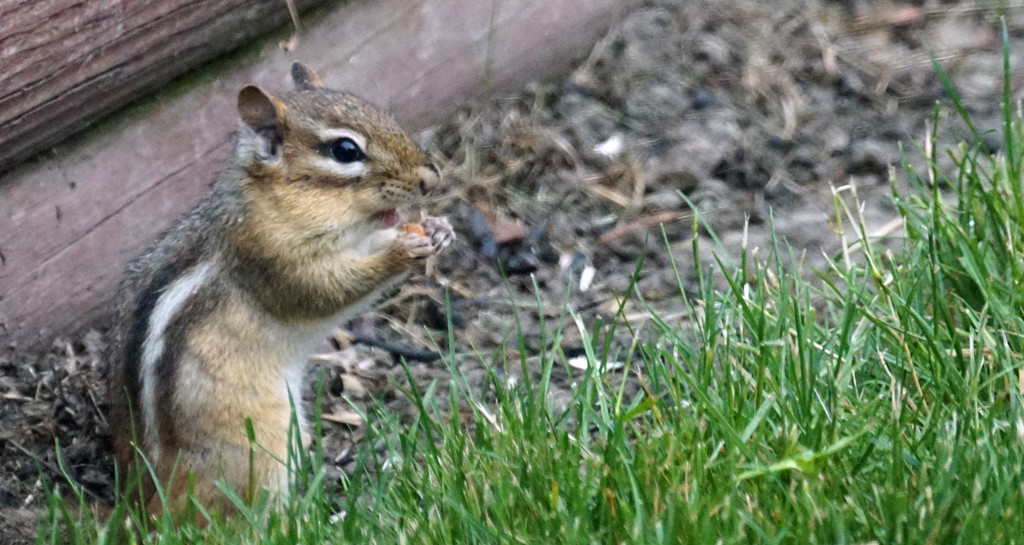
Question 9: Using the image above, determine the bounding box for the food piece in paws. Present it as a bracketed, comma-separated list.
[402, 223, 427, 237]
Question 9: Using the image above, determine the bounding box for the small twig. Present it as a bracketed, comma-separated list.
[321, 410, 364, 427]
[585, 183, 632, 208]
[284, 0, 301, 31]
[598, 210, 689, 244]
[350, 333, 441, 363]
[376, 285, 437, 312]
[85, 384, 108, 428]
[279, 0, 302, 51]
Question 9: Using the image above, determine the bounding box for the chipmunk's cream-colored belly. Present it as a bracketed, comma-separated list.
[173, 269, 408, 459]
[137, 247, 409, 492]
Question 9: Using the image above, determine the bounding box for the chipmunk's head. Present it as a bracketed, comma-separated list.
[235, 63, 438, 231]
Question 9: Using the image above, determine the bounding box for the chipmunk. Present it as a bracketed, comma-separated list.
[107, 63, 454, 520]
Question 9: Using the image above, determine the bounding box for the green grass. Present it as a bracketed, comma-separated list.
[39, 37, 1024, 545]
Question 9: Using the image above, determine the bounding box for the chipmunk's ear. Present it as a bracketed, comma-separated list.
[238, 86, 285, 131]
[291, 62, 324, 91]
[238, 86, 287, 157]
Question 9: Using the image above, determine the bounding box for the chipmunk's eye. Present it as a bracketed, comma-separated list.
[329, 137, 366, 163]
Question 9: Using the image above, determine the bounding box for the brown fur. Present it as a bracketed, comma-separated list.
[107, 63, 452, 523]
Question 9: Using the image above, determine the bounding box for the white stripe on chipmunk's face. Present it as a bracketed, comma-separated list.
[140, 260, 218, 464]
[313, 127, 367, 150]
[307, 155, 369, 179]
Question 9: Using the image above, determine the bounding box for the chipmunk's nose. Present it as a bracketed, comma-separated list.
[416, 165, 440, 195]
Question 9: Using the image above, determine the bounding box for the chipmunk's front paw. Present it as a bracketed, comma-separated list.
[422, 216, 455, 253]
[392, 217, 454, 264]
[396, 231, 435, 259]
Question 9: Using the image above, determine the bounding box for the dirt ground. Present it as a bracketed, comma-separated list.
[2, 0, 1021, 542]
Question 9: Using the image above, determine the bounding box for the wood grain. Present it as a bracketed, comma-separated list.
[0, 0, 638, 350]
[0, 0, 326, 174]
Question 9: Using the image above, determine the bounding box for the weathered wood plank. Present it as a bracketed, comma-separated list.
[0, 0, 329, 174]
[0, 0, 639, 350]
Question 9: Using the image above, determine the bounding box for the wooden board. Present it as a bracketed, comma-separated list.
[0, 0, 639, 351]
[0, 0, 325, 174]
